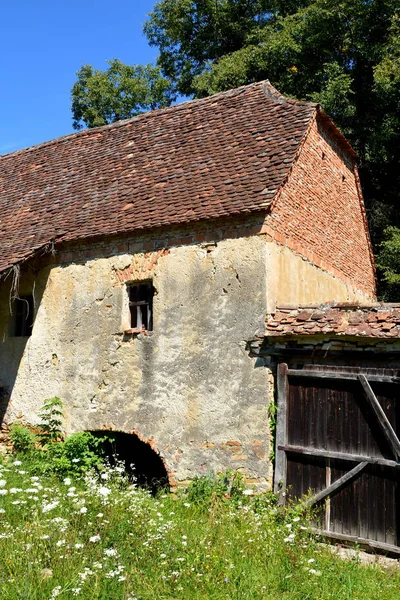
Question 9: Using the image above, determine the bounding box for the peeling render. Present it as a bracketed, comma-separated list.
[0, 236, 270, 489]
[0, 232, 374, 489]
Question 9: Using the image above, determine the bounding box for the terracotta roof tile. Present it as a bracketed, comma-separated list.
[0, 81, 315, 274]
[266, 303, 400, 339]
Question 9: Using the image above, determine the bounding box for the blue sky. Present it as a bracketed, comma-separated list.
[0, 0, 159, 154]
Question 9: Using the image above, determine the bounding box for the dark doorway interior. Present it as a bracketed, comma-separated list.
[90, 431, 169, 495]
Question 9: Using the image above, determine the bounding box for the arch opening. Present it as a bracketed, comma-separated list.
[90, 431, 170, 495]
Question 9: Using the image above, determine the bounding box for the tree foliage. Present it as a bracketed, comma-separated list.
[376, 226, 400, 301]
[71, 1, 400, 298]
[71, 60, 175, 130]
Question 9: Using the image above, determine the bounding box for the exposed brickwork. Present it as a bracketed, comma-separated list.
[34, 213, 267, 270]
[265, 303, 400, 339]
[263, 115, 376, 298]
[113, 249, 170, 285]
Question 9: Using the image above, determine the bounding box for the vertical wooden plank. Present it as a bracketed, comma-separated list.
[325, 458, 331, 531]
[274, 363, 288, 503]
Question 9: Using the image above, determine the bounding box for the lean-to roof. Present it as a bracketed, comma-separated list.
[265, 304, 400, 339]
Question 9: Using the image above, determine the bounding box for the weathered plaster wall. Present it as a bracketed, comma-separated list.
[262, 116, 376, 299]
[0, 236, 272, 489]
[265, 242, 373, 314]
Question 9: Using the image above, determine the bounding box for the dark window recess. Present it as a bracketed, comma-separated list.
[128, 282, 154, 331]
[13, 295, 34, 337]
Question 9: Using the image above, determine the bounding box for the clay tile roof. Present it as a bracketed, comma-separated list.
[0, 81, 316, 275]
[266, 303, 400, 339]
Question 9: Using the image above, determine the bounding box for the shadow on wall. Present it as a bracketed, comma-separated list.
[0, 264, 49, 425]
[90, 430, 170, 495]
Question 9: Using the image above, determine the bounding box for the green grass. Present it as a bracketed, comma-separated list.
[0, 456, 399, 599]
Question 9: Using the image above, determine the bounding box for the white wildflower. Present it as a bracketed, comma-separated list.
[13, 460, 22, 466]
[89, 535, 101, 543]
[42, 501, 59, 512]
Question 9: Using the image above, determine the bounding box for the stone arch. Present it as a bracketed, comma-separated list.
[89, 430, 170, 494]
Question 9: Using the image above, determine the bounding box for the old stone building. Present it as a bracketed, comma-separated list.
[0, 81, 375, 490]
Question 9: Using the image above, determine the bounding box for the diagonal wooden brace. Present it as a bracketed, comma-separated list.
[358, 374, 400, 461]
[306, 461, 368, 507]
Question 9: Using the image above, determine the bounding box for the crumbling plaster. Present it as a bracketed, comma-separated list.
[0, 236, 271, 488]
[0, 233, 374, 488]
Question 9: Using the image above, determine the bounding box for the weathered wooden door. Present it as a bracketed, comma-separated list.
[274, 363, 400, 552]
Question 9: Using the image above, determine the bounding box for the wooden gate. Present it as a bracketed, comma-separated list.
[275, 363, 400, 553]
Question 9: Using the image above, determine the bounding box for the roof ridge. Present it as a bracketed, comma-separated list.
[0, 80, 283, 160]
[261, 80, 317, 108]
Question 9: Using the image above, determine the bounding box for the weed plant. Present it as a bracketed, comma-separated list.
[0, 455, 399, 600]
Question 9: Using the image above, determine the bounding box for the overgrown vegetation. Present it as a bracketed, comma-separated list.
[1, 454, 400, 600]
[7, 398, 107, 477]
[1, 397, 398, 598]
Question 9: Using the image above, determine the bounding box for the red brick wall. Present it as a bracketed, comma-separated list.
[262, 115, 376, 298]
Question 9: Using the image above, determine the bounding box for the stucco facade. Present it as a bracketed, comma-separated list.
[0, 226, 372, 489]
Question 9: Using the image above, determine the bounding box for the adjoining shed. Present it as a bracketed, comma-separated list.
[249, 303, 400, 553]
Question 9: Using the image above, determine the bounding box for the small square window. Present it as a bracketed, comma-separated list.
[127, 282, 154, 331]
[11, 295, 34, 337]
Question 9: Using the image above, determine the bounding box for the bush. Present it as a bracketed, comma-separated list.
[9, 424, 36, 454]
[186, 470, 246, 504]
[33, 432, 107, 477]
[37, 396, 64, 444]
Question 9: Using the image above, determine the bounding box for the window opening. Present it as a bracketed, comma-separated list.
[12, 295, 34, 337]
[128, 282, 154, 331]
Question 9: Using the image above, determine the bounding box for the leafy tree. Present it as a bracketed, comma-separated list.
[71, 59, 175, 130]
[145, 0, 400, 238]
[376, 227, 400, 301]
[71, 1, 400, 297]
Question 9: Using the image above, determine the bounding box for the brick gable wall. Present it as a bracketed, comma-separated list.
[262, 115, 376, 299]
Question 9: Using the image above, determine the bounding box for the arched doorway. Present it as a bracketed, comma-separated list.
[90, 430, 169, 495]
